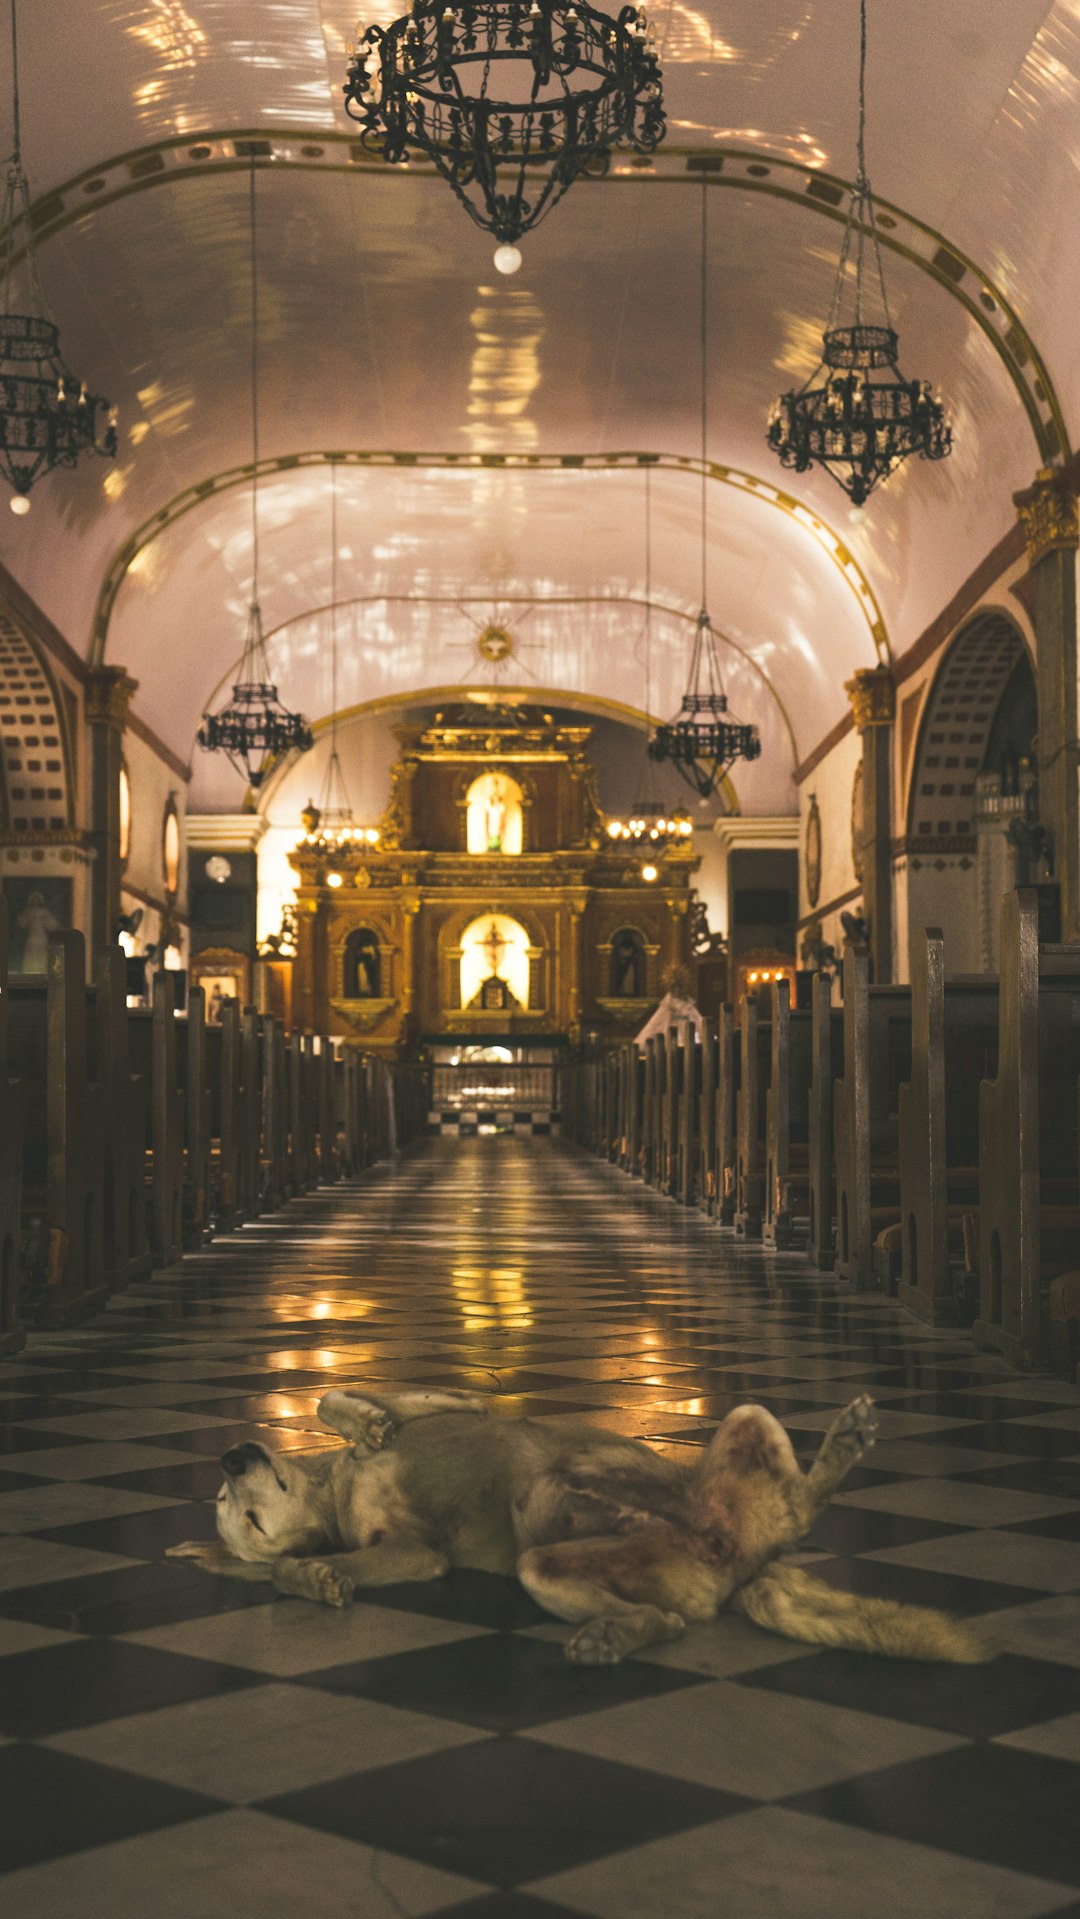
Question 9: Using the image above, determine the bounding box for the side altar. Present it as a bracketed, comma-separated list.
[287, 705, 700, 1056]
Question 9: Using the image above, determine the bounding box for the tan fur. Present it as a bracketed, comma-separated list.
[167, 1389, 995, 1667]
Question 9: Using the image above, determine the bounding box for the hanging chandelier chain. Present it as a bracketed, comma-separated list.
[643, 462, 652, 724]
[9, 0, 20, 169]
[699, 173, 708, 617]
[248, 155, 260, 608]
[329, 459, 338, 750]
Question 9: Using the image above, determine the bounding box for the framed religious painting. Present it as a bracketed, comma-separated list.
[3, 876, 73, 975]
[190, 947, 249, 1021]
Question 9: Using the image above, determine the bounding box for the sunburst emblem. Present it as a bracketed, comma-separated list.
[448, 603, 543, 682]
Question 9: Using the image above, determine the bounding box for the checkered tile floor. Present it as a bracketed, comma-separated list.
[2, 1137, 1080, 1918]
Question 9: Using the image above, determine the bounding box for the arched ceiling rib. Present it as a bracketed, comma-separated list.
[0, 0, 1072, 780]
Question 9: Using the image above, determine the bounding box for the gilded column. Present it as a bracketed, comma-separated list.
[845, 663, 896, 984]
[85, 666, 138, 956]
[1014, 467, 1079, 941]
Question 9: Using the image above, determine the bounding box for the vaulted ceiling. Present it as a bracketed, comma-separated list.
[0, 0, 1073, 809]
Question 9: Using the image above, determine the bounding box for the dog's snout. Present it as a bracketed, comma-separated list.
[221, 1442, 263, 1478]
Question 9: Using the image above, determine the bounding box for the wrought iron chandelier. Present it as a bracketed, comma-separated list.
[343, 0, 666, 270]
[649, 181, 761, 801]
[608, 465, 692, 846]
[198, 162, 312, 790]
[766, 0, 951, 508]
[0, 0, 117, 512]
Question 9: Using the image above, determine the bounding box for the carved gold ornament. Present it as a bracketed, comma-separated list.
[845, 664, 896, 732]
[1014, 467, 1080, 568]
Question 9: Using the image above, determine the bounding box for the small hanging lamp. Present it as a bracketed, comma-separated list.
[649, 178, 761, 800]
[198, 162, 312, 790]
[766, 0, 952, 507]
[0, 0, 117, 511]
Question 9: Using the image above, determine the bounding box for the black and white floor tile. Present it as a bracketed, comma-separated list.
[1, 1136, 1079, 1916]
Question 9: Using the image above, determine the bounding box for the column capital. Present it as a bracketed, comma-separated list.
[844, 665, 896, 732]
[85, 666, 138, 728]
[1014, 466, 1079, 567]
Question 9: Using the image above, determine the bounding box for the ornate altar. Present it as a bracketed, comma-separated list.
[287, 704, 700, 1055]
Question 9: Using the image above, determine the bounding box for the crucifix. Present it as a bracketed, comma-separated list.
[480, 919, 507, 976]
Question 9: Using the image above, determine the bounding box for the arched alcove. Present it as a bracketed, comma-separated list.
[465, 773, 524, 856]
[343, 928, 382, 999]
[459, 913, 532, 1011]
[902, 609, 1036, 973]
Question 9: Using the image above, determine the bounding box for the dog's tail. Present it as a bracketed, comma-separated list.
[732, 1561, 995, 1664]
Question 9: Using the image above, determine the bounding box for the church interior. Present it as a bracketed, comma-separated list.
[1, 2, 1080, 1912]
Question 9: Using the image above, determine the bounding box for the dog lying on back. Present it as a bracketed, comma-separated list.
[168, 1389, 993, 1666]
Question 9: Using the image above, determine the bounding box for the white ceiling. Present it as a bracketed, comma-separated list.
[0, 1, 1071, 807]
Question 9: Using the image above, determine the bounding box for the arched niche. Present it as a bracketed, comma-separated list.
[608, 926, 647, 999]
[458, 912, 532, 1010]
[902, 609, 1036, 974]
[465, 772, 524, 856]
[343, 926, 382, 999]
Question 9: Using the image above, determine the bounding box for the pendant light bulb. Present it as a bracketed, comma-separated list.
[9, 492, 30, 515]
[493, 243, 523, 276]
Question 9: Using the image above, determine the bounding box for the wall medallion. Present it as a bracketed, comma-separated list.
[805, 793, 822, 909]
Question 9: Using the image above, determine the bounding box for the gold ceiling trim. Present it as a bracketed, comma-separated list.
[251, 681, 741, 817]
[15, 130, 1066, 465]
[91, 449, 889, 670]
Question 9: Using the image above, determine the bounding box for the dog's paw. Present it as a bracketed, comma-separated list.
[566, 1617, 632, 1666]
[165, 1541, 220, 1563]
[836, 1394, 878, 1451]
[311, 1561, 354, 1608]
[355, 1408, 397, 1454]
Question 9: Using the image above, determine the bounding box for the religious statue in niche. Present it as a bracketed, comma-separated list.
[609, 927, 646, 998]
[485, 780, 507, 853]
[465, 771, 524, 856]
[344, 927, 381, 999]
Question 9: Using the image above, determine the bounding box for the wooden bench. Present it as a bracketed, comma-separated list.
[677, 1021, 700, 1206]
[177, 985, 212, 1252]
[0, 901, 24, 1352]
[832, 953, 911, 1289]
[974, 889, 1080, 1369]
[698, 1016, 717, 1214]
[10, 930, 107, 1324]
[896, 932, 998, 1325]
[807, 973, 844, 1271]
[713, 1003, 738, 1226]
[764, 979, 815, 1251]
[735, 993, 771, 1239]
[90, 946, 150, 1291]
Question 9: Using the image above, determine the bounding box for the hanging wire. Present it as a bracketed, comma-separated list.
[2, 0, 44, 322]
[248, 154, 260, 606]
[643, 460, 652, 725]
[9, 0, 21, 166]
[699, 170, 708, 616]
[824, 0, 892, 339]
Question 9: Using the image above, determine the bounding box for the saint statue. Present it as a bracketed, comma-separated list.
[484, 779, 507, 853]
[17, 890, 59, 974]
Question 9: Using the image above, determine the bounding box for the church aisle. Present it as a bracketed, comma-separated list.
[0, 1137, 1079, 1917]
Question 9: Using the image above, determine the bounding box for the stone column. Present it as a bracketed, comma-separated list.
[85, 667, 137, 956]
[1013, 467, 1079, 942]
[845, 663, 896, 984]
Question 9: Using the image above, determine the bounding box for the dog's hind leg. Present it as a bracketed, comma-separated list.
[518, 1535, 695, 1666]
[732, 1562, 994, 1664]
[318, 1387, 487, 1453]
[795, 1395, 879, 1527]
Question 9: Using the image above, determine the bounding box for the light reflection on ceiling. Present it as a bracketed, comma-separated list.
[0, 0, 1071, 783]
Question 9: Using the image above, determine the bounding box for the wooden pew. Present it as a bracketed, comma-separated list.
[763, 979, 815, 1251]
[148, 971, 184, 1267]
[807, 974, 844, 1272]
[210, 998, 241, 1230]
[896, 932, 998, 1325]
[0, 901, 24, 1352]
[714, 1003, 738, 1226]
[91, 946, 150, 1291]
[626, 1042, 644, 1177]
[698, 1016, 717, 1214]
[974, 889, 1080, 1369]
[735, 994, 771, 1238]
[179, 985, 212, 1252]
[10, 930, 106, 1324]
[642, 1035, 661, 1187]
[659, 1027, 678, 1193]
[677, 1022, 699, 1206]
[832, 953, 911, 1289]
[316, 1036, 337, 1183]
[261, 1016, 287, 1208]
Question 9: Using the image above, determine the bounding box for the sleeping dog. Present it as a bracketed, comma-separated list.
[168, 1388, 993, 1666]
